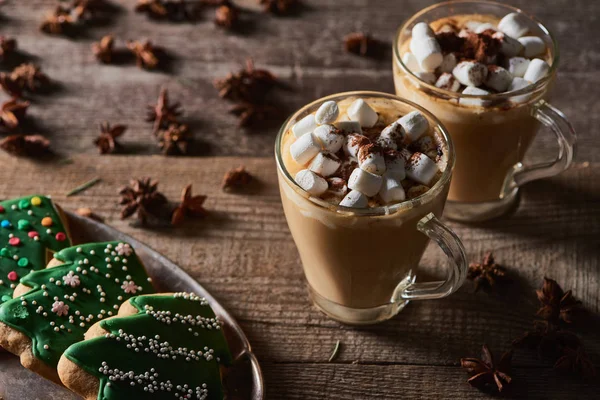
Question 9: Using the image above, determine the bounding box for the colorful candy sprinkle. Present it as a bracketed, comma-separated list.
[18, 199, 30, 209]
[1, 295, 10, 302]
[0, 205, 4, 213]
[17, 258, 29, 267]
[55, 232, 66, 242]
[1, 220, 11, 228]
[8, 237, 21, 246]
[0, 248, 8, 257]
[41, 217, 53, 227]
[17, 219, 31, 230]
[7, 271, 17, 281]
[31, 197, 42, 206]
[28, 231, 39, 238]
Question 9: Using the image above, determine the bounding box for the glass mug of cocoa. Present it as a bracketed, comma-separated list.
[275, 91, 467, 325]
[393, 0, 576, 222]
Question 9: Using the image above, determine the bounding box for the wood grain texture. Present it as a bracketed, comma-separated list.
[0, 0, 597, 160]
[0, 155, 598, 398]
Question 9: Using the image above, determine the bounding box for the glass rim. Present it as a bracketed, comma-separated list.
[274, 91, 455, 217]
[393, 0, 560, 100]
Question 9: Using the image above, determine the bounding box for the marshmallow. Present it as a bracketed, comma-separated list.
[410, 36, 443, 72]
[412, 22, 435, 40]
[348, 168, 383, 197]
[413, 135, 437, 159]
[493, 32, 524, 57]
[414, 71, 437, 85]
[508, 77, 532, 103]
[313, 124, 344, 153]
[326, 177, 348, 197]
[335, 120, 362, 135]
[523, 58, 550, 83]
[402, 52, 421, 72]
[485, 66, 513, 92]
[498, 12, 530, 39]
[347, 98, 379, 128]
[474, 22, 497, 34]
[459, 86, 492, 107]
[384, 150, 407, 181]
[405, 152, 439, 185]
[292, 114, 317, 138]
[464, 21, 483, 31]
[309, 152, 341, 177]
[339, 190, 368, 208]
[398, 111, 429, 142]
[438, 53, 458, 74]
[518, 36, 546, 58]
[378, 121, 406, 150]
[505, 57, 530, 78]
[379, 173, 406, 204]
[358, 144, 386, 176]
[344, 133, 370, 158]
[295, 169, 328, 196]
[290, 132, 320, 165]
[435, 72, 461, 92]
[314, 101, 339, 125]
[452, 61, 488, 87]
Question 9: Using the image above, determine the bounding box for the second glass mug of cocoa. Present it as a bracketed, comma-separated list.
[393, 0, 576, 222]
[275, 91, 467, 325]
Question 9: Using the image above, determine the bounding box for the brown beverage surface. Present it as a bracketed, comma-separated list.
[395, 14, 550, 203]
[279, 97, 449, 308]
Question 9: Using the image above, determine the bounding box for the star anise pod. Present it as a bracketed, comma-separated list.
[467, 252, 509, 292]
[157, 123, 190, 155]
[512, 320, 581, 361]
[119, 178, 168, 225]
[146, 88, 182, 134]
[554, 345, 596, 378]
[461, 345, 512, 393]
[229, 102, 279, 127]
[0, 73, 23, 98]
[127, 40, 159, 70]
[214, 4, 238, 29]
[92, 35, 115, 64]
[0, 36, 17, 62]
[214, 58, 278, 104]
[536, 277, 582, 324]
[135, 0, 168, 19]
[40, 5, 75, 35]
[0, 134, 50, 157]
[0, 99, 29, 130]
[11, 63, 50, 93]
[171, 184, 207, 225]
[260, 0, 297, 14]
[343, 32, 383, 58]
[94, 122, 127, 154]
[222, 166, 252, 190]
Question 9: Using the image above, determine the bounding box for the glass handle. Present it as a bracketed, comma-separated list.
[400, 213, 468, 300]
[501, 100, 577, 196]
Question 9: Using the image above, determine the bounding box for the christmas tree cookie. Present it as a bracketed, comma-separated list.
[0, 195, 71, 305]
[58, 292, 232, 400]
[0, 241, 154, 383]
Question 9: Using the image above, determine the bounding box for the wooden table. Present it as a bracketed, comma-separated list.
[1, 1, 598, 399]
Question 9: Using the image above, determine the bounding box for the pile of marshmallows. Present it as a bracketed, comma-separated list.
[404, 12, 551, 106]
[290, 98, 440, 208]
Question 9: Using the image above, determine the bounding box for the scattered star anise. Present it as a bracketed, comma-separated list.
[135, 0, 168, 18]
[461, 345, 513, 393]
[0, 36, 17, 62]
[136, 0, 193, 21]
[92, 35, 115, 64]
[229, 102, 278, 127]
[214, 3, 238, 29]
[11, 63, 50, 93]
[0, 134, 50, 157]
[513, 320, 580, 360]
[0, 99, 30, 130]
[0, 73, 22, 98]
[157, 123, 190, 155]
[467, 252, 509, 292]
[146, 88, 183, 134]
[171, 184, 207, 225]
[222, 166, 252, 190]
[554, 345, 596, 378]
[343, 32, 384, 58]
[214, 58, 278, 104]
[119, 178, 168, 225]
[127, 40, 159, 70]
[94, 122, 127, 154]
[260, 0, 297, 14]
[40, 5, 75, 35]
[536, 277, 582, 324]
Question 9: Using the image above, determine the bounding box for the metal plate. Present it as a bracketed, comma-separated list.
[0, 212, 264, 400]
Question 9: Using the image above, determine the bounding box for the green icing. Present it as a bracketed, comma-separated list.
[0, 195, 71, 304]
[0, 241, 154, 367]
[63, 293, 232, 400]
